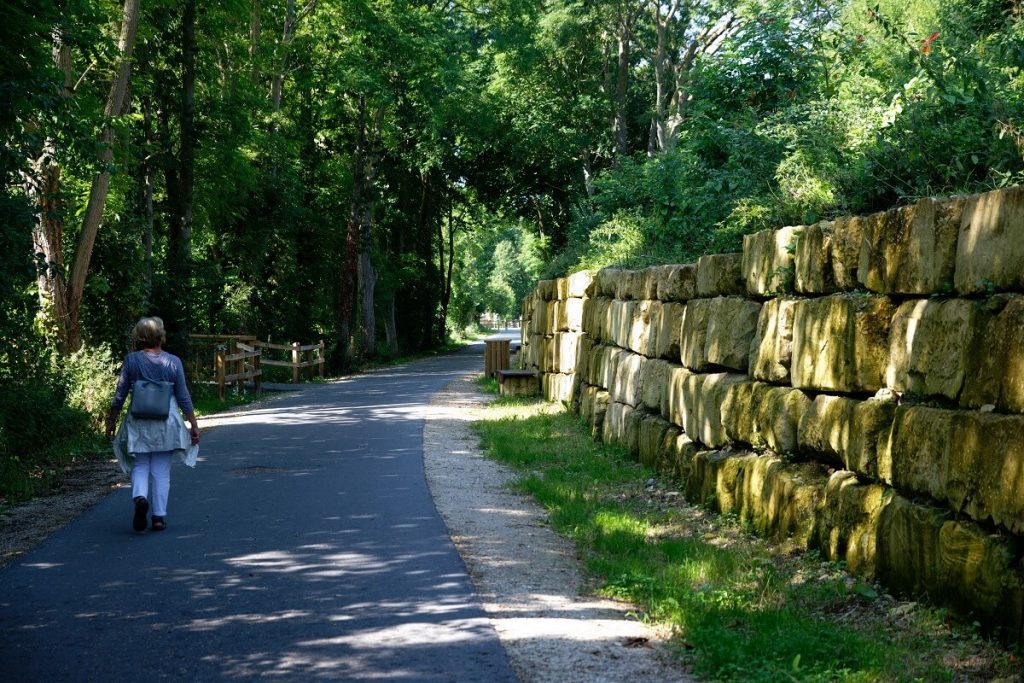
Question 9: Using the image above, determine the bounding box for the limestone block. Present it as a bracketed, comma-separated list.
[638, 414, 672, 469]
[696, 253, 745, 297]
[655, 302, 685, 360]
[721, 380, 762, 448]
[656, 264, 698, 302]
[705, 297, 762, 372]
[542, 373, 574, 402]
[641, 268, 660, 301]
[743, 226, 799, 296]
[554, 332, 583, 374]
[644, 301, 663, 359]
[615, 270, 644, 300]
[886, 299, 975, 400]
[884, 406, 1024, 533]
[679, 299, 714, 371]
[652, 423, 683, 477]
[586, 344, 610, 388]
[526, 334, 546, 371]
[582, 297, 611, 341]
[754, 384, 811, 454]
[791, 294, 895, 393]
[595, 268, 621, 298]
[567, 270, 595, 298]
[686, 449, 730, 507]
[555, 277, 569, 301]
[545, 300, 558, 334]
[877, 495, 1024, 643]
[693, 372, 748, 447]
[668, 433, 701, 483]
[530, 299, 548, 335]
[794, 221, 837, 294]
[961, 295, 1024, 414]
[628, 300, 654, 355]
[557, 297, 586, 332]
[579, 384, 610, 438]
[664, 365, 694, 427]
[592, 344, 625, 390]
[797, 395, 895, 478]
[574, 334, 594, 384]
[542, 335, 558, 373]
[859, 197, 964, 295]
[689, 451, 826, 544]
[639, 358, 671, 414]
[610, 351, 646, 407]
[603, 402, 643, 457]
[955, 186, 1024, 294]
[831, 215, 866, 290]
[749, 298, 796, 383]
[627, 270, 646, 301]
[733, 456, 827, 545]
[679, 372, 707, 439]
[812, 472, 887, 575]
[537, 279, 556, 301]
[608, 300, 635, 349]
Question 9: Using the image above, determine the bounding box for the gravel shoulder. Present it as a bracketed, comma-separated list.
[424, 373, 692, 683]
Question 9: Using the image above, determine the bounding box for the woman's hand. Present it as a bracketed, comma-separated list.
[190, 425, 200, 445]
[105, 416, 117, 440]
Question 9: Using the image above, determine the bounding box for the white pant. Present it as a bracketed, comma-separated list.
[131, 451, 172, 516]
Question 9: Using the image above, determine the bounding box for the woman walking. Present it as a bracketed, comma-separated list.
[106, 317, 200, 532]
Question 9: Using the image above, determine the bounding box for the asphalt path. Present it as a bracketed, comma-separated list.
[0, 335, 521, 681]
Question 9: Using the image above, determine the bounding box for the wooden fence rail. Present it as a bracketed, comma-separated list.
[189, 334, 325, 400]
[255, 340, 325, 383]
[216, 344, 262, 400]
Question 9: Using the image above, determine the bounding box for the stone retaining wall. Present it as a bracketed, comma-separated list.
[520, 186, 1024, 646]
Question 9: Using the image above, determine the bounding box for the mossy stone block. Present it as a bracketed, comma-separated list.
[705, 297, 762, 372]
[791, 294, 895, 393]
[955, 186, 1024, 294]
[748, 298, 796, 383]
[885, 298, 975, 400]
[743, 225, 799, 296]
[859, 197, 964, 295]
[696, 253, 745, 297]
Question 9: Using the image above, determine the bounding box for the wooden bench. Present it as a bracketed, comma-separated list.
[495, 369, 539, 397]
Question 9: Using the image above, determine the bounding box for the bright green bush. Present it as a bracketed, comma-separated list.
[59, 344, 118, 431]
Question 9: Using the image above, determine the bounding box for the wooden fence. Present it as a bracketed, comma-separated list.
[189, 334, 256, 383]
[189, 334, 325, 400]
[216, 342, 262, 400]
[255, 340, 325, 383]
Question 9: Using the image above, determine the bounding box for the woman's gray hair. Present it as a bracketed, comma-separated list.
[132, 317, 166, 348]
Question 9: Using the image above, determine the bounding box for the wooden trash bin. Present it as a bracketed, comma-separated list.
[484, 338, 511, 378]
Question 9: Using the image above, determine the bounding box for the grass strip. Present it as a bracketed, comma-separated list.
[472, 395, 1020, 682]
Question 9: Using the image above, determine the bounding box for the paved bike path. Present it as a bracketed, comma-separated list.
[0, 344, 517, 681]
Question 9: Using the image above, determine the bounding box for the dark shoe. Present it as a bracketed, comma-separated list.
[133, 496, 149, 532]
[150, 516, 166, 532]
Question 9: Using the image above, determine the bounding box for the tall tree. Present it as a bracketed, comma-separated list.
[29, 0, 141, 353]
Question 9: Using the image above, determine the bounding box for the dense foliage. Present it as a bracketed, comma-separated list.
[1, 0, 1022, 497]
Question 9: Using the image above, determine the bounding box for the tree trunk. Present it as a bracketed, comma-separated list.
[339, 95, 381, 361]
[141, 97, 155, 307]
[613, 25, 630, 159]
[384, 296, 397, 354]
[32, 0, 141, 354]
[169, 0, 197, 350]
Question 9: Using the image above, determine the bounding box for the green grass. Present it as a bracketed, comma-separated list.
[190, 382, 267, 416]
[472, 398, 1020, 682]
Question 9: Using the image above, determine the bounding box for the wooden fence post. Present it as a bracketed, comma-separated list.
[291, 342, 300, 384]
[254, 350, 261, 394]
[216, 348, 226, 400]
[318, 340, 325, 379]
